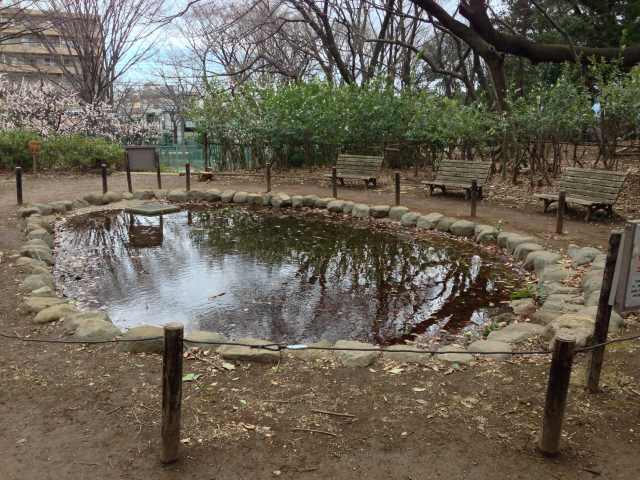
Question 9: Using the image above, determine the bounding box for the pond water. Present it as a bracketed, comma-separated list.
[54, 207, 522, 345]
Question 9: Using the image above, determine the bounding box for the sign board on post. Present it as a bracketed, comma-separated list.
[126, 145, 157, 171]
[610, 221, 640, 313]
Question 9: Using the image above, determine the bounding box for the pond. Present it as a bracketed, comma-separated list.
[53, 206, 522, 345]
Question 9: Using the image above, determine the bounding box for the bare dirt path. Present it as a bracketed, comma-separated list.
[0, 172, 639, 479]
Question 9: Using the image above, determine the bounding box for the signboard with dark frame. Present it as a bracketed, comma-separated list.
[610, 221, 640, 314]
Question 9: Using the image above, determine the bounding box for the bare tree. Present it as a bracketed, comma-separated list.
[0, 2, 42, 45]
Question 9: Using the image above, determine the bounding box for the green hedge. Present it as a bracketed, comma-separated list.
[0, 130, 124, 170]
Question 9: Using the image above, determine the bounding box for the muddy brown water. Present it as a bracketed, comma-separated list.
[53, 206, 523, 345]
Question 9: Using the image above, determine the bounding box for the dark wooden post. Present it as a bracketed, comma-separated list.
[155, 150, 162, 189]
[101, 163, 108, 194]
[266, 162, 272, 193]
[470, 179, 478, 218]
[161, 323, 184, 464]
[15, 166, 23, 205]
[394, 171, 400, 206]
[331, 166, 337, 198]
[203, 132, 210, 171]
[185, 163, 191, 192]
[586, 231, 622, 393]
[125, 152, 133, 194]
[538, 336, 575, 457]
[556, 191, 566, 235]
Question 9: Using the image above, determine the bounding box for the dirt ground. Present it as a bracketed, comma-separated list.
[1, 171, 640, 479]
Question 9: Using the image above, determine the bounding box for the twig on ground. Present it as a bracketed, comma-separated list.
[311, 408, 356, 418]
[292, 428, 337, 437]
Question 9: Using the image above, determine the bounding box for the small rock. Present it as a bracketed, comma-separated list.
[450, 220, 476, 237]
[26, 228, 53, 246]
[487, 323, 544, 344]
[474, 225, 497, 243]
[524, 250, 561, 273]
[83, 193, 108, 206]
[416, 213, 444, 230]
[271, 193, 292, 208]
[22, 273, 54, 291]
[314, 197, 334, 209]
[103, 191, 123, 203]
[342, 201, 355, 214]
[33, 303, 77, 324]
[538, 265, 571, 284]
[436, 345, 472, 364]
[333, 340, 378, 367]
[568, 246, 602, 266]
[17, 207, 39, 218]
[205, 189, 222, 201]
[544, 313, 595, 348]
[291, 195, 305, 208]
[167, 190, 189, 202]
[369, 205, 390, 218]
[132, 190, 156, 200]
[435, 217, 456, 232]
[19, 245, 53, 265]
[23, 296, 66, 313]
[246, 193, 263, 205]
[220, 190, 236, 203]
[400, 212, 420, 226]
[33, 203, 54, 215]
[513, 242, 544, 261]
[327, 200, 346, 213]
[118, 325, 164, 353]
[351, 203, 370, 218]
[389, 206, 409, 221]
[383, 344, 431, 364]
[302, 195, 320, 207]
[467, 340, 512, 360]
[233, 191, 249, 203]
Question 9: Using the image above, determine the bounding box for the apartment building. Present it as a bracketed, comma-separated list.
[0, 8, 80, 87]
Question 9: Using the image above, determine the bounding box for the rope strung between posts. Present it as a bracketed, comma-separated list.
[2, 331, 639, 355]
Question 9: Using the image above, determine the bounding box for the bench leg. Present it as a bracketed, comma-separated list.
[371, 178, 377, 188]
[542, 199, 552, 214]
[428, 185, 434, 196]
[585, 205, 593, 222]
[339, 178, 345, 186]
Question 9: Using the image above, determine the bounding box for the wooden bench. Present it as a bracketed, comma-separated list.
[422, 159, 491, 198]
[534, 167, 628, 221]
[325, 154, 383, 188]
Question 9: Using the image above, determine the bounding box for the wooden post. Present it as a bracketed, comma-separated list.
[556, 191, 566, 235]
[203, 132, 210, 171]
[266, 162, 272, 193]
[470, 179, 478, 218]
[101, 163, 108, 194]
[185, 163, 191, 192]
[16, 166, 23, 205]
[161, 323, 184, 464]
[586, 231, 622, 393]
[331, 166, 337, 198]
[538, 336, 575, 457]
[155, 150, 162, 189]
[125, 152, 133, 194]
[394, 171, 400, 206]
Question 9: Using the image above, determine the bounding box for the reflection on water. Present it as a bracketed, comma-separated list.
[54, 207, 520, 344]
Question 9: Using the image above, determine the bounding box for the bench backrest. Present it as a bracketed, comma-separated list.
[336, 154, 383, 177]
[559, 167, 628, 204]
[434, 159, 491, 186]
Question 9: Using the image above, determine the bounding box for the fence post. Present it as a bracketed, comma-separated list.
[203, 132, 209, 171]
[556, 191, 566, 235]
[155, 150, 162, 190]
[185, 163, 191, 192]
[586, 231, 622, 393]
[394, 171, 400, 206]
[16, 166, 23, 205]
[125, 152, 133, 194]
[101, 163, 108, 194]
[538, 336, 575, 457]
[331, 166, 337, 198]
[266, 162, 272, 193]
[161, 323, 184, 464]
[470, 179, 478, 218]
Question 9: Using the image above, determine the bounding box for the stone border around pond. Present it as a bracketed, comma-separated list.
[13, 187, 621, 367]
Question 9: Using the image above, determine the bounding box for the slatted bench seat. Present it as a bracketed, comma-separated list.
[422, 159, 491, 198]
[534, 167, 628, 221]
[324, 154, 383, 188]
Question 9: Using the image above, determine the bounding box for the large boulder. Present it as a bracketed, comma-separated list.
[351, 203, 370, 218]
[261, 193, 273, 206]
[416, 213, 444, 230]
[73, 319, 121, 341]
[575, 306, 624, 333]
[333, 340, 378, 367]
[33, 304, 77, 324]
[185, 330, 228, 351]
[506, 235, 538, 254]
[370, 205, 390, 218]
[219, 338, 280, 363]
[327, 200, 346, 213]
[467, 340, 512, 360]
[389, 206, 409, 221]
[487, 322, 544, 344]
[450, 220, 476, 237]
[33, 203, 54, 215]
[118, 325, 164, 353]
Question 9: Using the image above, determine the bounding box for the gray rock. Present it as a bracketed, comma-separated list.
[582, 270, 603, 297]
[288, 340, 333, 361]
[219, 338, 280, 363]
[333, 340, 378, 367]
[73, 319, 121, 341]
[205, 189, 222, 201]
[185, 330, 227, 351]
[261, 193, 274, 206]
[541, 293, 583, 313]
[23, 296, 66, 313]
[568, 246, 602, 266]
[132, 190, 156, 200]
[543, 313, 595, 348]
[121, 192, 134, 200]
[167, 190, 189, 202]
[27, 228, 53, 246]
[291, 195, 305, 208]
[584, 291, 601, 307]
[271, 193, 292, 208]
[22, 273, 54, 291]
[221, 190, 236, 203]
[30, 286, 55, 297]
[351, 203, 370, 218]
[436, 345, 472, 364]
[103, 191, 123, 203]
[342, 201, 355, 214]
[467, 340, 512, 360]
[370, 205, 390, 218]
[514, 242, 544, 261]
[17, 206, 39, 218]
[33, 304, 77, 324]
[506, 235, 538, 254]
[18, 245, 53, 265]
[435, 217, 456, 232]
[24, 239, 50, 250]
[416, 213, 444, 230]
[539, 265, 571, 284]
[315, 197, 334, 209]
[84, 193, 109, 206]
[153, 190, 169, 200]
[576, 306, 624, 333]
[232, 191, 249, 203]
[524, 250, 561, 273]
[540, 282, 580, 297]
[303, 195, 320, 207]
[327, 200, 346, 213]
[118, 325, 165, 353]
[63, 311, 112, 333]
[389, 206, 409, 221]
[509, 298, 536, 316]
[474, 225, 498, 243]
[71, 198, 90, 209]
[189, 190, 209, 201]
[246, 193, 263, 205]
[487, 322, 544, 344]
[33, 203, 54, 215]
[49, 200, 73, 212]
[497, 231, 517, 248]
[450, 220, 476, 237]
[400, 212, 420, 226]
[383, 344, 431, 364]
